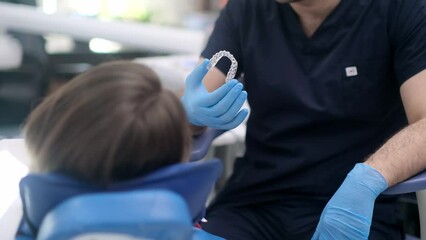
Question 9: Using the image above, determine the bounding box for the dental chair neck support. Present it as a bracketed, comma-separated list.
[17, 159, 223, 239]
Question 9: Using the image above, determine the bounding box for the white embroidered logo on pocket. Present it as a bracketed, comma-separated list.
[345, 66, 358, 77]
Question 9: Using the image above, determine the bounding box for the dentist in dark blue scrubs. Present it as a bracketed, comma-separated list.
[181, 0, 426, 239]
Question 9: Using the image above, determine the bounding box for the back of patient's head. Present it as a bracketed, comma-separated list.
[24, 61, 191, 186]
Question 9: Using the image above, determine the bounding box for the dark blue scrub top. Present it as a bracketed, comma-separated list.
[202, 0, 426, 209]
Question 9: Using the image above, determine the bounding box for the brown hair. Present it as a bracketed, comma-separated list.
[24, 61, 191, 186]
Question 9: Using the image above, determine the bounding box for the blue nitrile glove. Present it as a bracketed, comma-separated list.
[181, 59, 249, 130]
[311, 163, 388, 240]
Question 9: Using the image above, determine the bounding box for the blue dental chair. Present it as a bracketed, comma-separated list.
[15, 130, 226, 240]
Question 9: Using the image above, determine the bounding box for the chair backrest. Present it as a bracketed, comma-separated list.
[19, 159, 223, 236]
[36, 190, 193, 240]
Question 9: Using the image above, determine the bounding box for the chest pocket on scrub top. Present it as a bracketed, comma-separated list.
[340, 60, 395, 119]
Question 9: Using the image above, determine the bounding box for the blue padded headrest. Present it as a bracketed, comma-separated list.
[37, 190, 194, 240]
[19, 159, 222, 234]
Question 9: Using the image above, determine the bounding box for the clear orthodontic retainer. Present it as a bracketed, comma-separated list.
[207, 50, 238, 83]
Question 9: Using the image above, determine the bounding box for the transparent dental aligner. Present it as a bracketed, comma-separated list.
[207, 50, 238, 83]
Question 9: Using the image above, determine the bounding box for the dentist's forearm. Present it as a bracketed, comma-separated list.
[365, 117, 426, 187]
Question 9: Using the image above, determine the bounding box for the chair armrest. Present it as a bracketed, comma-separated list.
[382, 171, 426, 195]
[15, 237, 33, 240]
[193, 228, 225, 240]
[190, 128, 225, 162]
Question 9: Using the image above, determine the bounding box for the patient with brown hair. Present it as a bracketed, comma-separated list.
[15, 60, 224, 240]
[24, 60, 191, 186]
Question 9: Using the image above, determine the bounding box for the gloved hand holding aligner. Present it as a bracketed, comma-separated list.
[181, 52, 248, 130]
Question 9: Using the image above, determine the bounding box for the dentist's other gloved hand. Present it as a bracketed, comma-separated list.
[311, 163, 388, 240]
[182, 59, 249, 130]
